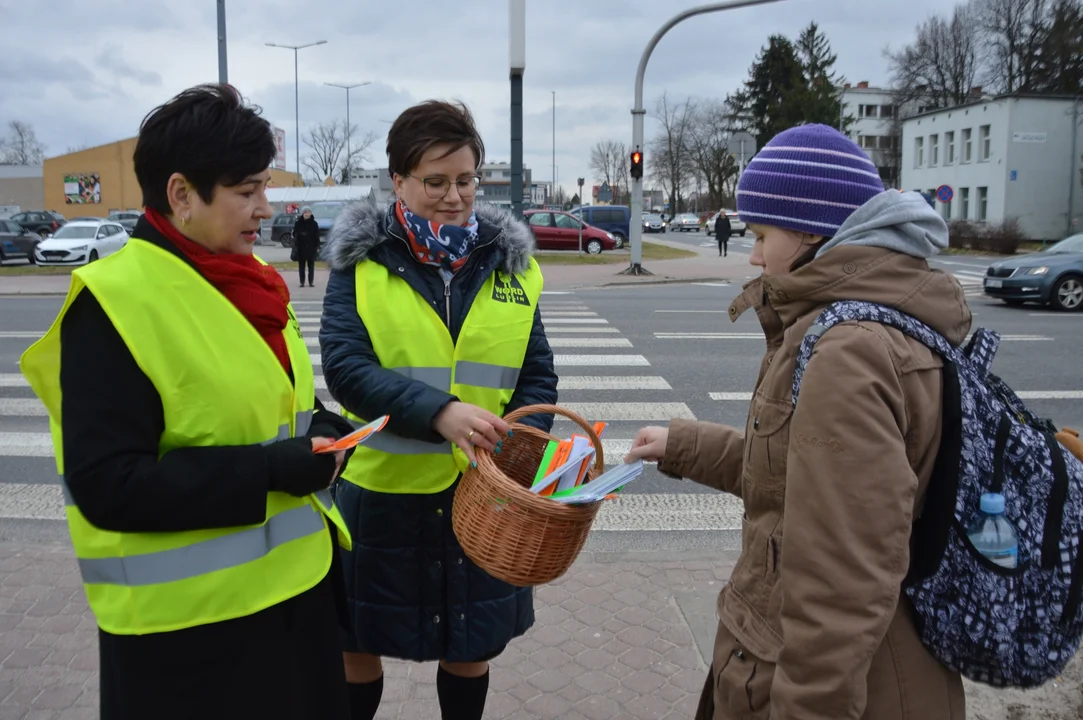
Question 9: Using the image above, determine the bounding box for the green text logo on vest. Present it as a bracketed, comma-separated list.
[492, 272, 531, 306]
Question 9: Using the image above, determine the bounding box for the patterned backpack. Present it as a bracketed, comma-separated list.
[792, 300, 1083, 688]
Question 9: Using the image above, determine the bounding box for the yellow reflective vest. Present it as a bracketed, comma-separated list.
[20, 238, 351, 636]
[338, 259, 543, 494]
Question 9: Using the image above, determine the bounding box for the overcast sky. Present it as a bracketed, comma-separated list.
[2, 0, 954, 198]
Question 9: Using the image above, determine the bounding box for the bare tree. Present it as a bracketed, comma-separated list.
[975, 0, 1048, 92]
[649, 93, 697, 214]
[0, 121, 46, 165]
[685, 99, 740, 210]
[301, 120, 378, 184]
[887, 5, 983, 110]
[589, 141, 620, 190]
[612, 141, 630, 206]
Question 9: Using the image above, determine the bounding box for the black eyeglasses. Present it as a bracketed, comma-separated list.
[407, 174, 482, 199]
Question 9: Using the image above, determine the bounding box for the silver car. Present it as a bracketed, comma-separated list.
[706, 209, 748, 237]
[671, 213, 701, 232]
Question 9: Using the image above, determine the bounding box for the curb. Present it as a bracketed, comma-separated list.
[0, 293, 67, 298]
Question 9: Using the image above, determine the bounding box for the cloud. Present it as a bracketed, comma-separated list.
[3, 0, 952, 192]
[95, 46, 163, 87]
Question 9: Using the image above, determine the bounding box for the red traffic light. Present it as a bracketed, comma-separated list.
[630, 150, 643, 179]
[632, 151, 641, 163]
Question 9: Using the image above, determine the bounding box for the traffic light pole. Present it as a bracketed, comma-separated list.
[623, 0, 784, 276]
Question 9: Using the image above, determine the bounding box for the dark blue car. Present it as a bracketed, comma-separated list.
[983, 234, 1083, 311]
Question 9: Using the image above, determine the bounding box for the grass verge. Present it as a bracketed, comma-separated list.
[535, 241, 697, 265]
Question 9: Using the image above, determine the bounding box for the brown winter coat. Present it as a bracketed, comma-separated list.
[664, 245, 972, 720]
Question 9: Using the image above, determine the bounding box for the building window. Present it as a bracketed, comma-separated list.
[977, 187, 988, 221]
[880, 105, 896, 118]
[930, 134, 940, 166]
[915, 136, 925, 168]
[945, 131, 955, 165]
[960, 187, 970, 219]
[860, 104, 880, 118]
[962, 128, 973, 163]
[879, 136, 898, 150]
[859, 135, 877, 150]
[979, 125, 991, 161]
[942, 198, 952, 221]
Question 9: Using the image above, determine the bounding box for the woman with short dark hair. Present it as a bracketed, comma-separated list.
[20, 84, 355, 719]
[320, 99, 558, 720]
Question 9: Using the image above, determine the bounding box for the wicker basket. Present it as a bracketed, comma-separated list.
[452, 404, 605, 587]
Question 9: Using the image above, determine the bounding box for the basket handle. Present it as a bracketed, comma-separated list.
[501, 403, 605, 471]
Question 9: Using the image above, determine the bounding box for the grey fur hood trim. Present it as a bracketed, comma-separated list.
[324, 201, 536, 274]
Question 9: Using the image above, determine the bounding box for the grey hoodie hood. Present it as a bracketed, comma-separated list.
[815, 190, 948, 259]
[323, 201, 536, 274]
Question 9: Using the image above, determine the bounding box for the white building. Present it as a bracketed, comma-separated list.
[901, 94, 1083, 241]
[347, 168, 395, 206]
[840, 82, 900, 185]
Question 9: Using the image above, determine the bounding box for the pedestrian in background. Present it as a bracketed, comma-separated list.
[21, 84, 356, 720]
[319, 99, 558, 720]
[293, 205, 321, 287]
[627, 124, 968, 719]
[714, 211, 731, 256]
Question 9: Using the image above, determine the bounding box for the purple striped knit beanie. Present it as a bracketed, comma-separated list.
[736, 124, 884, 237]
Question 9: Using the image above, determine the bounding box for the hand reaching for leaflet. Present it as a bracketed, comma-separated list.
[625, 426, 669, 464]
[432, 401, 511, 466]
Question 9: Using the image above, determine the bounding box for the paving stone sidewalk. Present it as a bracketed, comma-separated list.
[1, 541, 1081, 720]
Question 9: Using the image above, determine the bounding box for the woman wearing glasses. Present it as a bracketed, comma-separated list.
[319, 100, 557, 720]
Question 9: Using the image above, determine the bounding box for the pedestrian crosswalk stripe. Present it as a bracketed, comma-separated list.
[0, 332, 41, 339]
[0, 399, 45, 416]
[708, 390, 1083, 401]
[540, 311, 598, 317]
[0, 434, 636, 467]
[557, 376, 672, 390]
[0, 374, 28, 387]
[554, 355, 650, 367]
[541, 291, 574, 295]
[548, 338, 633, 348]
[655, 333, 763, 339]
[0, 433, 54, 457]
[536, 318, 609, 324]
[543, 327, 620, 334]
[558, 402, 695, 421]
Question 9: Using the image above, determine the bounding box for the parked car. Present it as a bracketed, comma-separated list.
[34, 220, 128, 266]
[983, 233, 1083, 311]
[671, 213, 701, 232]
[570, 205, 629, 248]
[524, 210, 617, 254]
[309, 202, 347, 238]
[107, 211, 142, 233]
[705, 209, 748, 237]
[269, 212, 298, 247]
[0, 219, 41, 264]
[641, 213, 665, 234]
[8, 210, 66, 238]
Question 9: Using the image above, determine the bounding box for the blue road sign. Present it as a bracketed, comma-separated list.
[1010, 170, 1019, 181]
[936, 185, 954, 204]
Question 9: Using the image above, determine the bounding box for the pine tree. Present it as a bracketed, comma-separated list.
[740, 35, 808, 145]
[1033, 0, 1083, 93]
[794, 22, 849, 131]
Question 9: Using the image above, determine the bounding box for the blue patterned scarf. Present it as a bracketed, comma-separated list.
[395, 199, 480, 273]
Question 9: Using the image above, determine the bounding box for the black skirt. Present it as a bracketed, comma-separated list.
[335, 478, 534, 663]
[98, 529, 349, 720]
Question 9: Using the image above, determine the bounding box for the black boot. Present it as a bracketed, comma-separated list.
[437, 666, 489, 720]
[346, 675, 383, 720]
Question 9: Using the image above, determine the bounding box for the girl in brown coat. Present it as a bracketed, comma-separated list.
[628, 125, 969, 720]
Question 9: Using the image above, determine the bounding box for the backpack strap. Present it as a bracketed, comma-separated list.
[792, 300, 963, 409]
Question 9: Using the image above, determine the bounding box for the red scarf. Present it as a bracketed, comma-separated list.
[144, 208, 293, 375]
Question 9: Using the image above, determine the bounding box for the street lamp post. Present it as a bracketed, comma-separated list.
[509, 0, 526, 218]
[217, 0, 228, 84]
[266, 40, 328, 180]
[624, 0, 784, 275]
[552, 91, 556, 209]
[325, 82, 372, 186]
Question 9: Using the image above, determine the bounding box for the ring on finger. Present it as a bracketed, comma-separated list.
[467, 430, 476, 441]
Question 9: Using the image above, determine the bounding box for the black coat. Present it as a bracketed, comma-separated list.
[714, 213, 732, 239]
[293, 215, 321, 261]
[319, 202, 558, 662]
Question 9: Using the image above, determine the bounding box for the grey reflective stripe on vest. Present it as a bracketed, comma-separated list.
[77, 504, 325, 587]
[295, 409, 313, 437]
[344, 418, 454, 456]
[454, 360, 520, 390]
[393, 366, 451, 391]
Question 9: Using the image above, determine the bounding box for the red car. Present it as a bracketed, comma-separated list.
[525, 210, 617, 254]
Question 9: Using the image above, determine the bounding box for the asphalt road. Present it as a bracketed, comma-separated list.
[1, 249, 1080, 552]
